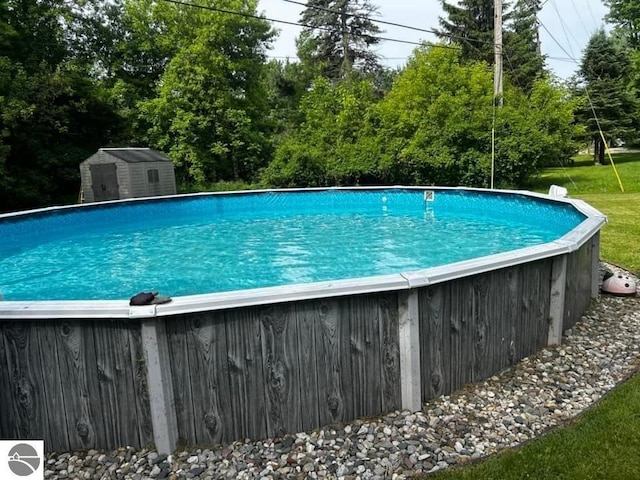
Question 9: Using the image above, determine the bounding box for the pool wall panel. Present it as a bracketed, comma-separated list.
[225, 308, 268, 441]
[1, 321, 50, 445]
[419, 284, 448, 399]
[0, 320, 153, 451]
[185, 312, 233, 445]
[0, 323, 17, 440]
[37, 322, 72, 451]
[163, 294, 401, 445]
[564, 240, 594, 331]
[260, 303, 304, 439]
[418, 259, 553, 403]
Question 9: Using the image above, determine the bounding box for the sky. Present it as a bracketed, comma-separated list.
[257, 0, 609, 79]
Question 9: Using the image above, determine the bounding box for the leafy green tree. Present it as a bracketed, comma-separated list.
[137, 0, 275, 185]
[0, 0, 15, 53]
[1, 0, 68, 68]
[263, 59, 314, 136]
[376, 45, 579, 187]
[262, 77, 381, 186]
[377, 45, 494, 185]
[99, 0, 192, 145]
[297, 0, 382, 79]
[605, 0, 640, 48]
[264, 46, 579, 189]
[576, 29, 637, 164]
[0, 61, 119, 211]
[0, 0, 118, 211]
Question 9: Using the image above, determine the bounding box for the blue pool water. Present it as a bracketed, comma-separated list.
[0, 189, 585, 301]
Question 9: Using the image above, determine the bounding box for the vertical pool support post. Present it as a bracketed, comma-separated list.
[591, 232, 601, 299]
[141, 317, 179, 454]
[398, 290, 422, 412]
[548, 255, 568, 346]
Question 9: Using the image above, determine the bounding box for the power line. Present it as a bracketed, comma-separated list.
[282, 0, 493, 46]
[568, 0, 593, 39]
[537, 18, 577, 64]
[282, 0, 498, 48]
[547, 56, 578, 63]
[159, 0, 429, 48]
[550, 0, 578, 58]
[585, 0, 600, 31]
[267, 54, 411, 62]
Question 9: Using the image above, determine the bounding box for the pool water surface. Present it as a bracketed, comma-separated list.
[0, 189, 585, 301]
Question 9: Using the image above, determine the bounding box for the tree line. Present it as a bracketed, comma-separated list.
[0, 0, 635, 212]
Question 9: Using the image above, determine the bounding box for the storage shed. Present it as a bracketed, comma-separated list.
[79, 148, 177, 203]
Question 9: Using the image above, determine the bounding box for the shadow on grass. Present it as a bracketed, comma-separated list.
[523, 172, 590, 192]
[571, 152, 640, 167]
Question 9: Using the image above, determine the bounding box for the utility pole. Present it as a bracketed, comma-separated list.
[340, 3, 351, 78]
[494, 0, 503, 106]
[491, 0, 503, 190]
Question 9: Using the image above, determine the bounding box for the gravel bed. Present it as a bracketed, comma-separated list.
[44, 266, 640, 480]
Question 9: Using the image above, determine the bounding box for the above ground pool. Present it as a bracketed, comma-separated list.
[0, 186, 607, 454]
[1, 188, 586, 302]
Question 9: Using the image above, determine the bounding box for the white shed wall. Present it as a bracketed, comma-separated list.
[80, 150, 176, 202]
[127, 162, 176, 198]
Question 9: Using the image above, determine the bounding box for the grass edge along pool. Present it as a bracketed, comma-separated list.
[0, 187, 606, 320]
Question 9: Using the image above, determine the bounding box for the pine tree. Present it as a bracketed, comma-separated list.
[437, 0, 497, 64]
[503, 0, 545, 94]
[296, 0, 382, 80]
[577, 29, 637, 164]
[438, 0, 546, 94]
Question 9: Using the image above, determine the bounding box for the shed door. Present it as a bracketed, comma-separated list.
[90, 163, 119, 201]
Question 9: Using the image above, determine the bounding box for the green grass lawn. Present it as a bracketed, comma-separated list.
[428, 152, 640, 479]
[432, 372, 640, 480]
[525, 152, 640, 274]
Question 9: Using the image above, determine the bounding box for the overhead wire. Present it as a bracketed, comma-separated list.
[549, 0, 578, 58]
[546, 56, 579, 63]
[159, 0, 456, 50]
[537, 19, 575, 60]
[568, 0, 593, 39]
[585, 0, 601, 31]
[281, 0, 494, 48]
[537, 15, 625, 192]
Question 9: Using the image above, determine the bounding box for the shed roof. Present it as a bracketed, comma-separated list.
[100, 148, 172, 163]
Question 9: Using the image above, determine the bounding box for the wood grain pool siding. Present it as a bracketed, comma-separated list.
[163, 294, 401, 446]
[418, 259, 553, 402]
[0, 319, 153, 451]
